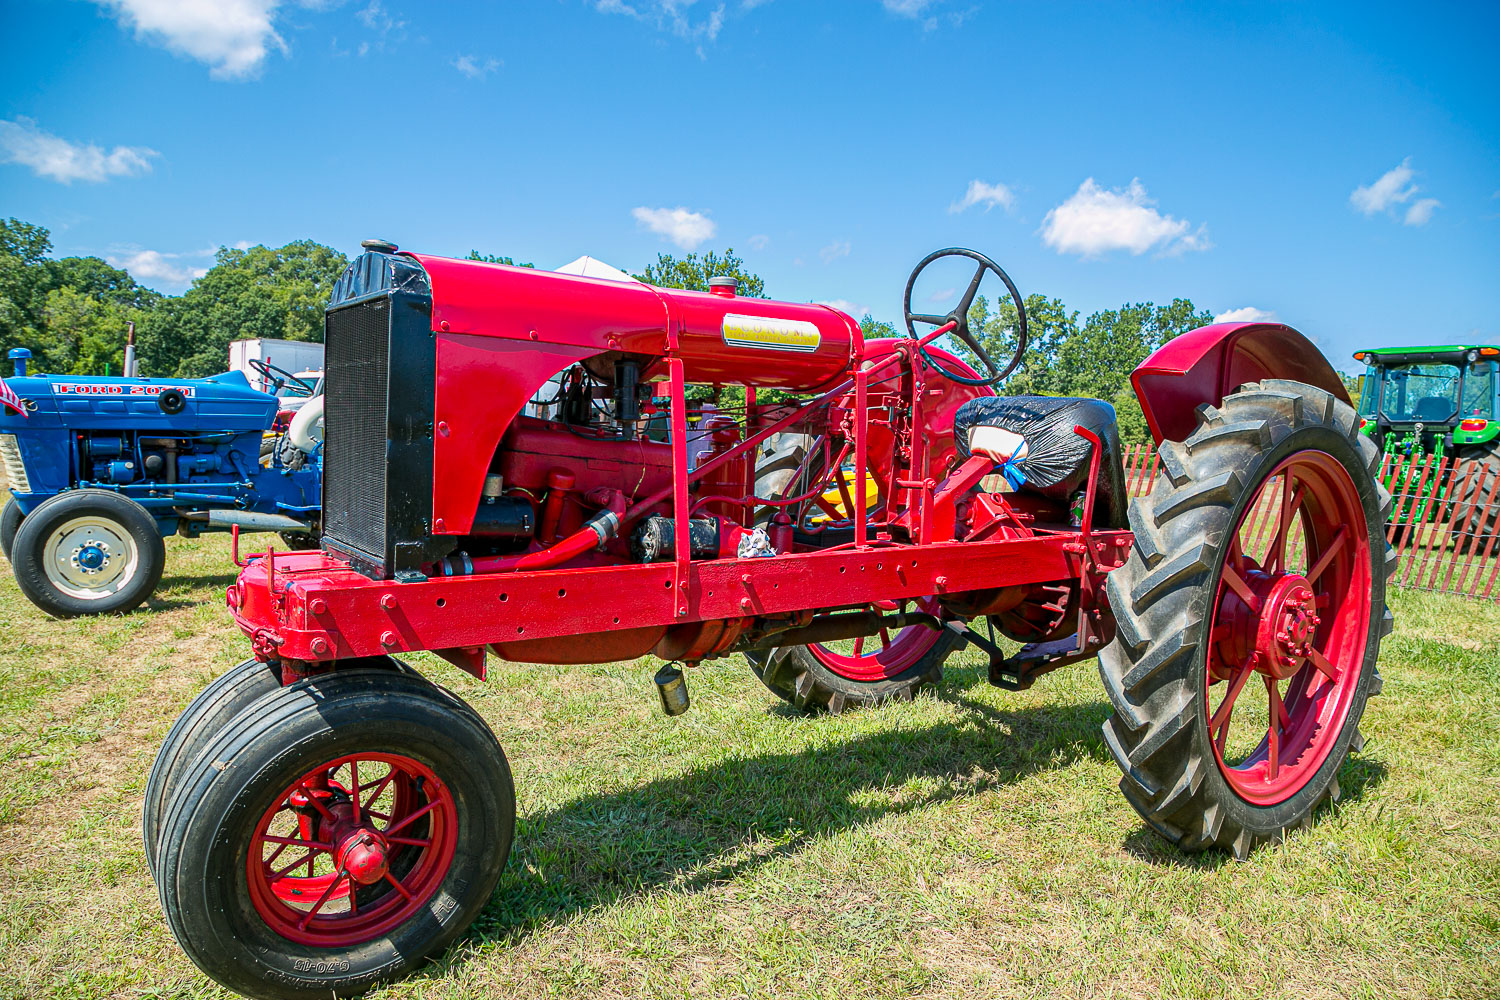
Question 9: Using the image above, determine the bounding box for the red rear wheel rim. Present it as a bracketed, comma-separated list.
[809, 596, 944, 682]
[1205, 450, 1372, 806]
[246, 752, 458, 947]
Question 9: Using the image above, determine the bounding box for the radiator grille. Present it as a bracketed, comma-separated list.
[322, 299, 390, 562]
[0, 434, 29, 493]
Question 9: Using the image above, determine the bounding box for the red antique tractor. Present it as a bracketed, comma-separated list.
[146, 244, 1394, 999]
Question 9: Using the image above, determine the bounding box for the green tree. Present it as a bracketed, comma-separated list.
[35, 286, 145, 375]
[635, 248, 766, 298]
[465, 250, 534, 268]
[137, 241, 349, 377]
[859, 315, 897, 340]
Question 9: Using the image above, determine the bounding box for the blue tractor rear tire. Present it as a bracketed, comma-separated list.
[10, 489, 165, 617]
[0, 497, 22, 562]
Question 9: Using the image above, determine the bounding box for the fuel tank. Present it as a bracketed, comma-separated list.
[409, 253, 860, 393]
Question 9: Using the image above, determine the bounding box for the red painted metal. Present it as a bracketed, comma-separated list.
[1131, 323, 1351, 445]
[1205, 451, 1371, 804]
[246, 752, 458, 947]
[808, 596, 945, 682]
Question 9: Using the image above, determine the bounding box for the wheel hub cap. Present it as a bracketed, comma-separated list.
[74, 543, 108, 572]
[1257, 575, 1320, 679]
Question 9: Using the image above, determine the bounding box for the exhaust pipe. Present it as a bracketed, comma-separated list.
[206, 510, 314, 533]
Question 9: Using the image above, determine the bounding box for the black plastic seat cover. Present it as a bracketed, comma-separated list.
[953, 396, 1128, 529]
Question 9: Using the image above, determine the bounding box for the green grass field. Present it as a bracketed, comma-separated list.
[1, 533, 1497, 999]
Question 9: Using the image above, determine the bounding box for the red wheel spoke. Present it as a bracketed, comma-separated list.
[851, 635, 864, 658]
[349, 759, 361, 824]
[1221, 564, 1260, 611]
[297, 870, 349, 930]
[297, 782, 335, 822]
[1266, 678, 1283, 781]
[1307, 646, 1339, 682]
[360, 772, 395, 814]
[365, 809, 391, 822]
[259, 834, 335, 851]
[879, 627, 892, 648]
[386, 835, 431, 847]
[385, 798, 440, 836]
[264, 840, 290, 869]
[383, 872, 414, 901]
[1269, 482, 1305, 573]
[271, 850, 320, 878]
[1209, 657, 1255, 734]
[1305, 527, 1348, 584]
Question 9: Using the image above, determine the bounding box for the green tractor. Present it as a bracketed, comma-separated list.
[1355, 344, 1499, 551]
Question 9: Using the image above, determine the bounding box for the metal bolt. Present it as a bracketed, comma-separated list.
[740, 597, 751, 610]
[935, 575, 948, 591]
[309, 598, 327, 615]
[310, 637, 330, 657]
[381, 630, 397, 646]
[380, 593, 396, 610]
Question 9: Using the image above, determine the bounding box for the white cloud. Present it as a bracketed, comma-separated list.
[107, 248, 210, 286]
[0, 117, 159, 184]
[949, 179, 1014, 214]
[1040, 178, 1209, 257]
[594, 0, 729, 53]
[882, 0, 933, 16]
[1404, 197, 1440, 227]
[453, 54, 500, 80]
[632, 206, 716, 249]
[1350, 158, 1418, 215]
[89, 0, 288, 79]
[746, 233, 769, 250]
[819, 240, 851, 263]
[926, 286, 957, 303]
[818, 299, 871, 318]
[1213, 306, 1277, 325]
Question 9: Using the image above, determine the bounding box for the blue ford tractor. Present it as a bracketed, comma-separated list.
[0, 349, 322, 617]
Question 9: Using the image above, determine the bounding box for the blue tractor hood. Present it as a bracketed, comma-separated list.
[0, 370, 276, 434]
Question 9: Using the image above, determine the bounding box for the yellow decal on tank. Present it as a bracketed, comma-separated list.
[722, 313, 822, 353]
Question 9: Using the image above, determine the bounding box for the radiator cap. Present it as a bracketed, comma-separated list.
[708, 276, 738, 297]
[361, 238, 399, 253]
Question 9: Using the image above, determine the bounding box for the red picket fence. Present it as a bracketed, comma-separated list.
[1119, 442, 1500, 601]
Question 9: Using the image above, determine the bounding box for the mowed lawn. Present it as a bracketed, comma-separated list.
[0, 533, 1497, 1000]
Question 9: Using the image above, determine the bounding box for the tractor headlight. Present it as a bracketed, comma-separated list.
[0, 433, 30, 492]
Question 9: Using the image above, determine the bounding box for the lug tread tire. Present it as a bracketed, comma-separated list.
[1451, 441, 1500, 554]
[156, 668, 513, 1000]
[746, 628, 961, 714]
[1099, 380, 1395, 858]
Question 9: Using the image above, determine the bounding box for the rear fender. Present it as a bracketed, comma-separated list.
[1131, 323, 1349, 445]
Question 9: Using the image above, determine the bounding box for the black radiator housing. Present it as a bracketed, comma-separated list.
[321, 250, 452, 580]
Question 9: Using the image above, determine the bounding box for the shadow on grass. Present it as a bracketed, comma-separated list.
[461, 691, 1112, 949]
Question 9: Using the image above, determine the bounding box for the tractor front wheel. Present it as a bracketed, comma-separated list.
[155, 668, 514, 1000]
[143, 655, 415, 880]
[1451, 440, 1499, 554]
[9, 489, 165, 617]
[1100, 380, 1394, 857]
[747, 597, 962, 713]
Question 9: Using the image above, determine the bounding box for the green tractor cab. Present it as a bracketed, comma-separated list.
[1354, 344, 1499, 549]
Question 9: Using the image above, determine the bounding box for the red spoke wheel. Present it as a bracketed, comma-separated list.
[746, 595, 961, 712]
[1100, 380, 1395, 859]
[155, 668, 514, 1000]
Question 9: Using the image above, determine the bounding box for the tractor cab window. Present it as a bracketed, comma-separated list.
[1357, 366, 1379, 417]
[1379, 363, 1461, 424]
[1461, 360, 1496, 419]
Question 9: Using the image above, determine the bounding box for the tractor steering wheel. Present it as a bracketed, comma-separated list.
[903, 247, 1028, 386]
[247, 358, 317, 397]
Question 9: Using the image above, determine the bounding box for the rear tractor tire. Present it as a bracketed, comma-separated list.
[746, 598, 962, 713]
[1, 496, 23, 562]
[1100, 380, 1395, 858]
[156, 668, 514, 1000]
[1451, 440, 1500, 555]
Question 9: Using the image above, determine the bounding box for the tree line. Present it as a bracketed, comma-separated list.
[1, 217, 1214, 443]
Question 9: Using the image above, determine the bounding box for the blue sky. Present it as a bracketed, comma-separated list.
[2, 0, 1496, 373]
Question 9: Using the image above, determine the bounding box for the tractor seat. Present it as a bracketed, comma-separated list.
[1411, 395, 1454, 422]
[953, 396, 1128, 529]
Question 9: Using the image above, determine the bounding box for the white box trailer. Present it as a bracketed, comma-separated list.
[229, 338, 325, 395]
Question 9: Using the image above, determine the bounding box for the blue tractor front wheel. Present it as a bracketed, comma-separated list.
[0, 497, 22, 562]
[10, 489, 165, 617]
